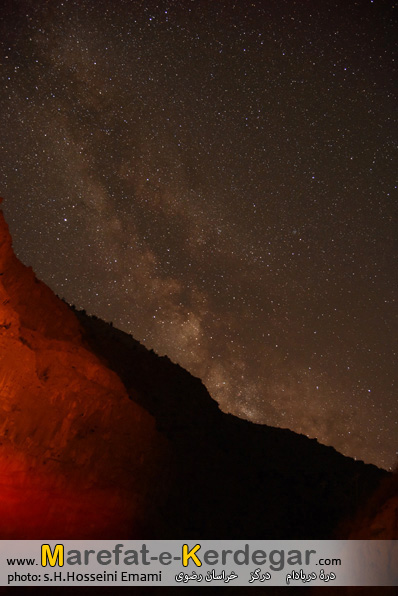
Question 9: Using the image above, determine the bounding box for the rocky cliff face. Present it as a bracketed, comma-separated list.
[0, 200, 168, 538]
[0, 200, 392, 541]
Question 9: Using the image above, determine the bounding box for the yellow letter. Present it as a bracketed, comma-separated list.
[182, 544, 202, 567]
[41, 544, 64, 567]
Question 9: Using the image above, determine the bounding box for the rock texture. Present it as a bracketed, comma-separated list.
[0, 200, 168, 538]
[0, 198, 393, 543]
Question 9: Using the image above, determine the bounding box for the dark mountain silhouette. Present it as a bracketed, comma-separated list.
[0, 199, 391, 543]
[74, 309, 389, 540]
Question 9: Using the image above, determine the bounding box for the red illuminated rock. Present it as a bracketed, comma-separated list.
[0, 199, 167, 538]
[0, 198, 391, 544]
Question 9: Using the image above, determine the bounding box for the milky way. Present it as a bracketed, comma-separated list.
[1, 0, 397, 469]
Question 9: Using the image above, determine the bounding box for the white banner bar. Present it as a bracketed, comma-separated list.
[1, 540, 397, 587]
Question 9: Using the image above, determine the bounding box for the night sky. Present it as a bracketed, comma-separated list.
[1, 0, 396, 469]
